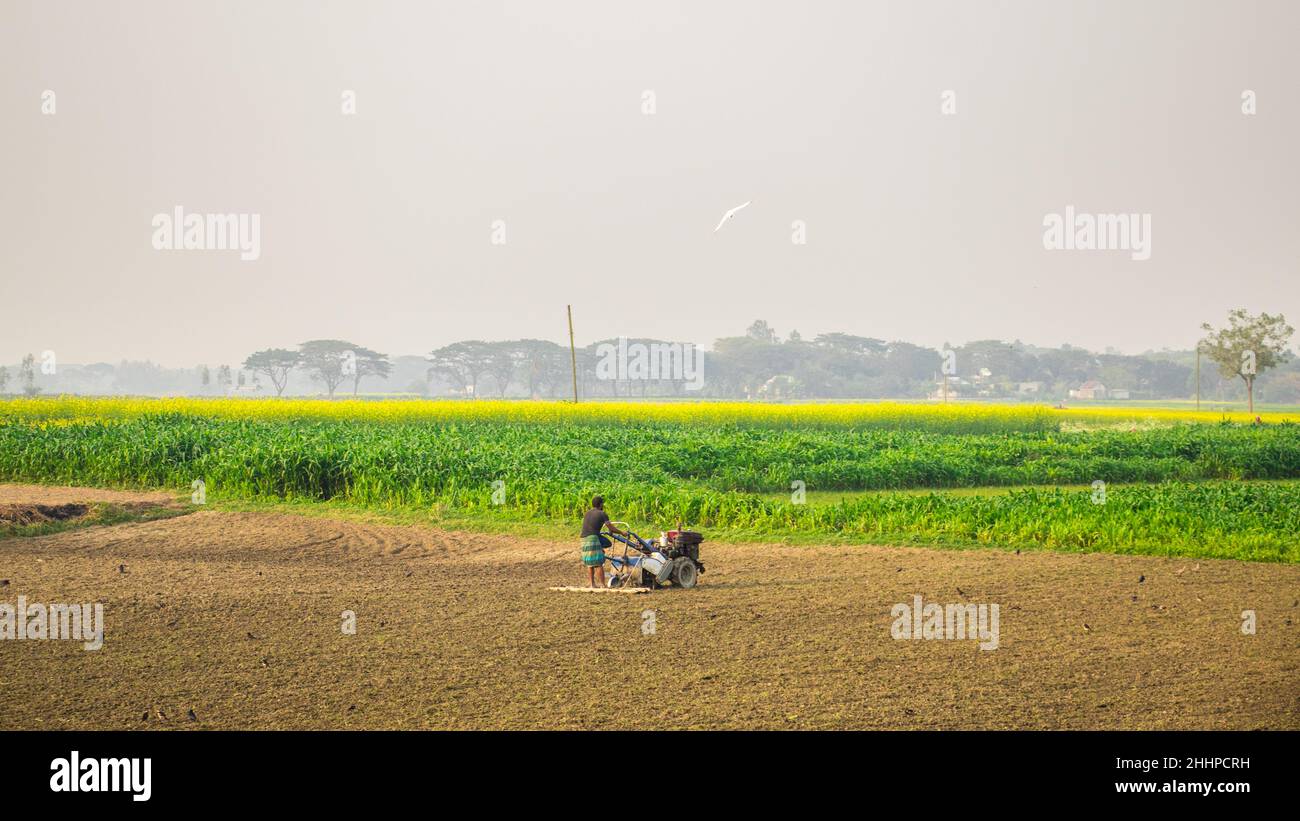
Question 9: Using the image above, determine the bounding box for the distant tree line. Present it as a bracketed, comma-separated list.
[412, 311, 1295, 402]
[242, 340, 392, 397]
[4, 310, 1293, 402]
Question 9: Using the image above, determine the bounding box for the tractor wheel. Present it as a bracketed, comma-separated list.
[672, 559, 698, 589]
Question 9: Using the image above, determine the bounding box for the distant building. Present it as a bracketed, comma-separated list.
[1110, 388, 1131, 400]
[758, 374, 801, 400]
[1017, 381, 1044, 395]
[1069, 380, 1107, 400]
[929, 377, 969, 401]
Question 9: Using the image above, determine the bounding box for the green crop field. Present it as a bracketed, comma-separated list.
[1, 397, 1297, 562]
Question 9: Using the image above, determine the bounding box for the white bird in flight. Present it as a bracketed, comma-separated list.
[714, 200, 751, 232]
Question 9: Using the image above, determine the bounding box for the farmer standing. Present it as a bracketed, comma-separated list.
[580, 496, 625, 588]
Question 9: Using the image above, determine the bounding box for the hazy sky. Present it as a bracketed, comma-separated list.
[2, 0, 1297, 367]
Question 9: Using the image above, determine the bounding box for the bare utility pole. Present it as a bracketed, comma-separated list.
[567, 305, 579, 403]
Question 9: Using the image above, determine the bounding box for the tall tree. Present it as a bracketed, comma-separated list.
[957, 340, 1035, 383]
[243, 349, 299, 396]
[712, 336, 799, 398]
[349, 346, 392, 395]
[427, 341, 494, 398]
[814, 333, 888, 357]
[1200, 309, 1294, 414]
[297, 340, 358, 398]
[20, 354, 41, 396]
[884, 342, 941, 383]
[514, 339, 568, 398]
[746, 319, 778, 343]
[216, 365, 233, 394]
[483, 342, 519, 397]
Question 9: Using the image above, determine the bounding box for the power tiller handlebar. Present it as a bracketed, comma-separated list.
[606, 522, 651, 552]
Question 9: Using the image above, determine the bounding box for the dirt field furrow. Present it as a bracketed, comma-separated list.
[0, 485, 1296, 730]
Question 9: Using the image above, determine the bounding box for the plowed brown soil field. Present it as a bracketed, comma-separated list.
[1, 484, 1296, 729]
